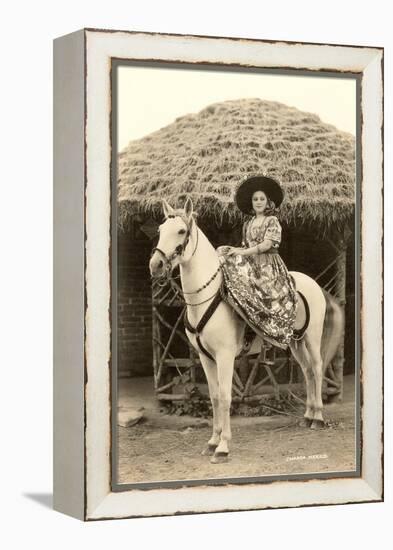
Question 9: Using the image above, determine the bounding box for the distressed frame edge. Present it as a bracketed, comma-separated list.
[84, 26, 384, 55]
[83, 30, 383, 520]
[87, 479, 381, 521]
[53, 29, 86, 521]
[359, 48, 384, 500]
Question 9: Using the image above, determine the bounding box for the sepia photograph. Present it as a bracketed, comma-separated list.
[112, 62, 359, 488]
[52, 28, 383, 520]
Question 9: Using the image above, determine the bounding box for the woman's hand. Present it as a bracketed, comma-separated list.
[226, 247, 245, 257]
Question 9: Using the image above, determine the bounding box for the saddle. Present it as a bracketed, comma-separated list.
[292, 291, 310, 341]
[289, 274, 310, 341]
[222, 276, 311, 352]
[236, 290, 309, 355]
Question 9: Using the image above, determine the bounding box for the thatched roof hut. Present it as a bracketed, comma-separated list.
[117, 98, 357, 394]
[118, 98, 355, 234]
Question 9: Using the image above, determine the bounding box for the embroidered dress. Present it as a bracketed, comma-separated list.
[218, 216, 297, 349]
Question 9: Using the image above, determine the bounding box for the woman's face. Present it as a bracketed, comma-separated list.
[252, 190, 268, 214]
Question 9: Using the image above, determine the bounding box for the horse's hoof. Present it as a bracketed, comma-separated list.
[310, 419, 325, 430]
[210, 452, 229, 464]
[201, 444, 217, 456]
[299, 417, 313, 428]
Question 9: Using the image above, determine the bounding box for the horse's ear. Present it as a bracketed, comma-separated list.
[184, 196, 194, 223]
[162, 199, 174, 219]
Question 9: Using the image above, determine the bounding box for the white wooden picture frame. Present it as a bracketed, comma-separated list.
[53, 28, 383, 520]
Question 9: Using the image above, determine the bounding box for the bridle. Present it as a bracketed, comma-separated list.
[150, 215, 221, 304]
[151, 212, 224, 361]
[150, 215, 199, 280]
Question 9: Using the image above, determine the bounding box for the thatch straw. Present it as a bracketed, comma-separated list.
[118, 98, 355, 232]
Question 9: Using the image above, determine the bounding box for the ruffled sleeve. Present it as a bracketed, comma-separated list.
[264, 216, 282, 247]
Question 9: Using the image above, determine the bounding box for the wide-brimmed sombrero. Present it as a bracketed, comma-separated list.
[235, 174, 284, 214]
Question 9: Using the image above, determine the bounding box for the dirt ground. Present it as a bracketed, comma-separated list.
[117, 375, 357, 484]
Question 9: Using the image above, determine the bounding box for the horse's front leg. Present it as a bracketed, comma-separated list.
[210, 350, 236, 464]
[199, 354, 221, 456]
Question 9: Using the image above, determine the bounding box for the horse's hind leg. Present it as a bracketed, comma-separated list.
[289, 339, 315, 426]
[305, 336, 325, 429]
[199, 354, 221, 456]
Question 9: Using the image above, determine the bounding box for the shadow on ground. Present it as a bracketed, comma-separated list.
[23, 493, 53, 509]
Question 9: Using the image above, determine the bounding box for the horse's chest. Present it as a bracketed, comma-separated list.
[185, 328, 198, 348]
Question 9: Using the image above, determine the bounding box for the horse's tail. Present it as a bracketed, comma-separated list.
[321, 289, 344, 371]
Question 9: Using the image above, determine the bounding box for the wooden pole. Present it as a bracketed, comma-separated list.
[328, 227, 350, 402]
[237, 356, 250, 386]
[242, 361, 259, 399]
[152, 286, 161, 388]
[252, 362, 286, 394]
[156, 306, 186, 387]
[232, 367, 245, 392]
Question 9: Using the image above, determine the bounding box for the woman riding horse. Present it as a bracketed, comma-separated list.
[218, 175, 298, 350]
[149, 180, 343, 464]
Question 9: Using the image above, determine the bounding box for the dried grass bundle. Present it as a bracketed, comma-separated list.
[118, 99, 355, 233]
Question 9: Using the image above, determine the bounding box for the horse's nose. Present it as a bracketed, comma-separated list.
[149, 254, 164, 277]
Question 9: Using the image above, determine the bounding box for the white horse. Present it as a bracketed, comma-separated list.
[149, 198, 344, 464]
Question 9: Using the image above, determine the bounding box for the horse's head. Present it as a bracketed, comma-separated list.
[149, 197, 196, 279]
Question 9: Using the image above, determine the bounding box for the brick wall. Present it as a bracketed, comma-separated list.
[118, 224, 153, 376]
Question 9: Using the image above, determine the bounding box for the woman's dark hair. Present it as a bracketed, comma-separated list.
[264, 198, 277, 215]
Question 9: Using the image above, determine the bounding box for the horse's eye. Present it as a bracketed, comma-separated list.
[178, 229, 186, 235]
